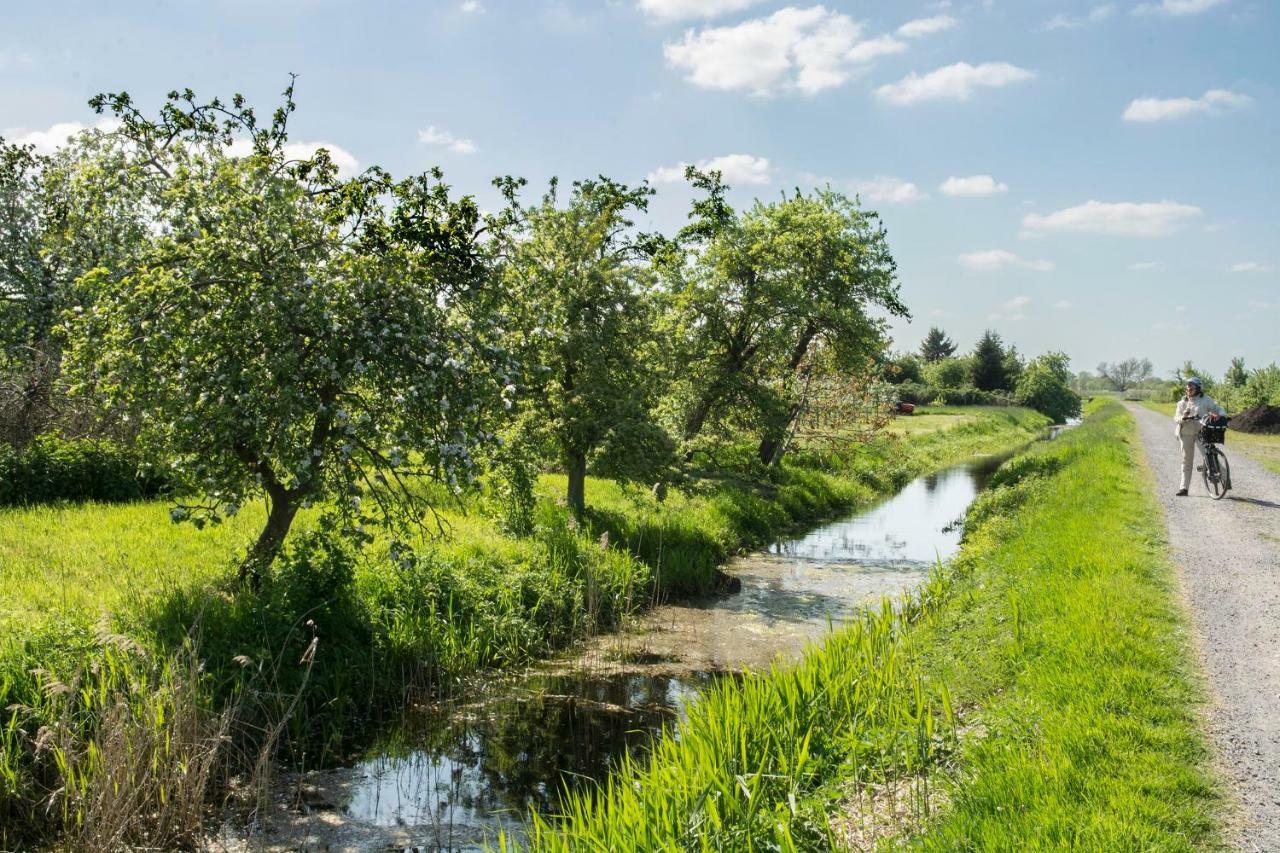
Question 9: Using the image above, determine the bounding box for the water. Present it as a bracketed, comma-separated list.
[231, 450, 1019, 851]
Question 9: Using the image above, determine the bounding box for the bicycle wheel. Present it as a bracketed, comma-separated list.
[1202, 447, 1229, 500]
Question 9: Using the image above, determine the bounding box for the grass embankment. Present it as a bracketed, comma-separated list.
[512, 401, 1221, 851]
[1138, 397, 1280, 476]
[0, 406, 1046, 847]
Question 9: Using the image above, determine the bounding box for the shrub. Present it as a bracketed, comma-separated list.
[0, 435, 166, 506]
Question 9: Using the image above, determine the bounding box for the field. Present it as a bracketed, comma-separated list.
[0, 406, 1050, 847]
[512, 400, 1222, 851]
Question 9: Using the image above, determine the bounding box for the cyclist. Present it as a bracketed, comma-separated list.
[1173, 377, 1225, 496]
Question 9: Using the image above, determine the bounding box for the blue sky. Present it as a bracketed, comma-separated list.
[2, 0, 1276, 377]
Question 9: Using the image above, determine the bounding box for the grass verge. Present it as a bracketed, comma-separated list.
[508, 401, 1222, 851]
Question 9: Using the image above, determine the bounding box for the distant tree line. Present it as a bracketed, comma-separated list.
[880, 326, 1081, 423]
[1070, 355, 1279, 413]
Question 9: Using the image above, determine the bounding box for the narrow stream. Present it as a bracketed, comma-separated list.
[222, 446, 1030, 852]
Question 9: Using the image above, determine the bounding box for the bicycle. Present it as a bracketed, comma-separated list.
[1195, 416, 1231, 500]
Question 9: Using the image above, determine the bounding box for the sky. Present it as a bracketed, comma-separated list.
[2, 0, 1277, 378]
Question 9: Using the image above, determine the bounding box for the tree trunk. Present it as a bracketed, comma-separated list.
[682, 393, 717, 443]
[566, 450, 588, 520]
[756, 324, 818, 466]
[239, 490, 300, 585]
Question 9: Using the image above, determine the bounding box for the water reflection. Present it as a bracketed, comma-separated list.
[771, 453, 1005, 565]
[238, 450, 1019, 851]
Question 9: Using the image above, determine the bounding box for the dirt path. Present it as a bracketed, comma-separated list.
[1126, 402, 1280, 850]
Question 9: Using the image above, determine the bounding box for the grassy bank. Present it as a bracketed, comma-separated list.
[0, 406, 1047, 847]
[511, 401, 1221, 851]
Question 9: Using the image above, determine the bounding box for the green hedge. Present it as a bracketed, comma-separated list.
[896, 381, 1013, 407]
[0, 435, 167, 506]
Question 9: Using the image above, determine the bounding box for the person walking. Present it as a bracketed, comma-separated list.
[1173, 377, 1225, 496]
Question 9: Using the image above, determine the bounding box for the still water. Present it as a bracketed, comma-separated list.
[224, 450, 1016, 852]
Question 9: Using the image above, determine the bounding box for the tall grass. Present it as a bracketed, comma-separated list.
[509, 401, 1221, 850]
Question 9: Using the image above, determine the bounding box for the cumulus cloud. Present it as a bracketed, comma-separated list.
[3, 119, 119, 155]
[647, 153, 772, 185]
[418, 126, 477, 155]
[225, 138, 362, 178]
[959, 250, 1054, 272]
[1044, 4, 1115, 29]
[896, 14, 957, 38]
[875, 61, 1034, 105]
[638, 0, 765, 21]
[940, 174, 1008, 197]
[1123, 88, 1250, 122]
[851, 176, 927, 203]
[459, 0, 484, 12]
[1022, 200, 1202, 237]
[1230, 261, 1276, 273]
[663, 6, 906, 96]
[1134, 0, 1227, 15]
[1053, 299, 1073, 309]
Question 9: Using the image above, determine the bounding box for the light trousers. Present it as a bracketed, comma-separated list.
[1179, 425, 1200, 490]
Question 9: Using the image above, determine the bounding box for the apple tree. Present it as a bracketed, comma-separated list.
[68, 85, 512, 580]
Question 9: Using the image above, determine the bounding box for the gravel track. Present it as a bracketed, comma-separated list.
[1126, 402, 1280, 851]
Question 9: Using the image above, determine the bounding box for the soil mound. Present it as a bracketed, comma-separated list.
[1231, 404, 1280, 435]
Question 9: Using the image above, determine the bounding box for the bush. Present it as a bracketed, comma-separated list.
[1015, 369, 1081, 423]
[931, 387, 1012, 407]
[924, 357, 973, 390]
[1220, 364, 1280, 412]
[895, 380, 934, 405]
[0, 435, 167, 506]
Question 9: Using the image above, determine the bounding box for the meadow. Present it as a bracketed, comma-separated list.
[509, 401, 1222, 851]
[0, 406, 1049, 848]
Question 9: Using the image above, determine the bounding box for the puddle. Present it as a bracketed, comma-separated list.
[215, 446, 1037, 851]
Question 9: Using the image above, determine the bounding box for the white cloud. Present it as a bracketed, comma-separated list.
[1022, 200, 1202, 237]
[1129, 261, 1160, 270]
[990, 294, 1032, 321]
[1053, 299, 1073, 309]
[1045, 4, 1115, 29]
[225, 138, 362, 178]
[418, 126, 477, 155]
[647, 153, 772, 185]
[663, 6, 906, 96]
[1123, 88, 1250, 122]
[460, 0, 484, 12]
[896, 14, 958, 38]
[1, 121, 363, 181]
[940, 174, 1008, 197]
[1230, 261, 1276, 273]
[875, 61, 1034, 105]
[1134, 0, 1227, 16]
[846, 35, 909, 63]
[959, 250, 1054, 272]
[3, 119, 119, 155]
[852, 176, 927, 203]
[638, 0, 765, 21]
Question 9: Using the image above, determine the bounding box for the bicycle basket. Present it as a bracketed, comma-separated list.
[1202, 424, 1227, 444]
